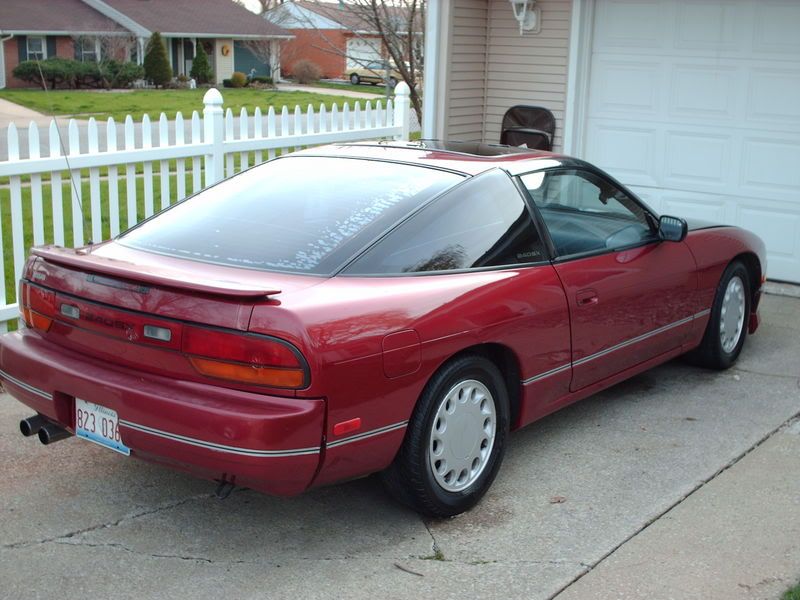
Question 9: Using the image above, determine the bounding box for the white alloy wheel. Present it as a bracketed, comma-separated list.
[428, 379, 496, 493]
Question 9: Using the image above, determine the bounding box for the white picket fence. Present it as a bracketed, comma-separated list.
[0, 84, 411, 328]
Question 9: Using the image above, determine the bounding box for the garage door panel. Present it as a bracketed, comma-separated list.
[588, 58, 663, 116]
[658, 192, 728, 224]
[669, 64, 738, 119]
[740, 138, 800, 201]
[673, 1, 744, 52]
[747, 69, 800, 126]
[585, 123, 659, 186]
[753, 1, 800, 56]
[663, 132, 731, 190]
[593, 0, 669, 50]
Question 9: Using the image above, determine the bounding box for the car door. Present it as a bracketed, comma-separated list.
[519, 168, 698, 391]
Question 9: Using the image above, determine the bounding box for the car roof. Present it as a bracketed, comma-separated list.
[293, 140, 586, 177]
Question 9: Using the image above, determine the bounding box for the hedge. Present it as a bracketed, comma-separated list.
[12, 58, 144, 90]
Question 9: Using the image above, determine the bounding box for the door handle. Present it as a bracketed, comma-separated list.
[576, 289, 599, 307]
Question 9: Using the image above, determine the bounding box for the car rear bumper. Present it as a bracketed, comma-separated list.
[0, 329, 324, 495]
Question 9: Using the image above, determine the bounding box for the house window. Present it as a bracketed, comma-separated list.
[26, 37, 46, 61]
[76, 37, 100, 62]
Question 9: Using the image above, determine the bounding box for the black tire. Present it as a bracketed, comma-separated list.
[349, 73, 360, 85]
[381, 354, 510, 517]
[686, 260, 751, 370]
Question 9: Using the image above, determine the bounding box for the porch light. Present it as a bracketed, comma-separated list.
[508, 0, 541, 35]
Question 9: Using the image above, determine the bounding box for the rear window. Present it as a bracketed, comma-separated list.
[119, 157, 462, 275]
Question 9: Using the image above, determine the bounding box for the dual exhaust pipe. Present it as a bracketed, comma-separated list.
[20, 414, 72, 445]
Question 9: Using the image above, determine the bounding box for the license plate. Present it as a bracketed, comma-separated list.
[75, 399, 130, 456]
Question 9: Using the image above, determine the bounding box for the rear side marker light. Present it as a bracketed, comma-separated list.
[21, 307, 52, 332]
[333, 418, 362, 437]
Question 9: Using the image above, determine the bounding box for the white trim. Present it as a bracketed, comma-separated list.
[563, 0, 594, 157]
[26, 35, 47, 61]
[422, 0, 450, 139]
[119, 420, 320, 457]
[0, 35, 9, 89]
[0, 369, 51, 400]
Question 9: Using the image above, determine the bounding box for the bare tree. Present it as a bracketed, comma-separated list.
[267, 1, 425, 123]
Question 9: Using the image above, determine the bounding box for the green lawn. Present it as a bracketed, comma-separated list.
[0, 88, 375, 122]
[784, 581, 800, 600]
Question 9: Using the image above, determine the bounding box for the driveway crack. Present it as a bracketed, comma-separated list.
[1, 492, 212, 551]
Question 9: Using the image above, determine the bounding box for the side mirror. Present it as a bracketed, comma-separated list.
[658, 215, 688, 242]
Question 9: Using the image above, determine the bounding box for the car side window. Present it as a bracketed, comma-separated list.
[345, 169, 547, 274]
[520, 169, 655, 257]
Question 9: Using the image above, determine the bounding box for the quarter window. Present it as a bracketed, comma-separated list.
[520, 169, 655, 257]
[345, 169, 546, 274]
[26, 37, 46, 61]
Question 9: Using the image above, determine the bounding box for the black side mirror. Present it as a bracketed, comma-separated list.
[658, 215, 688, 242]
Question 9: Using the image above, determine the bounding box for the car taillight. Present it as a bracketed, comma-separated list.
[182, 326, 308, 389]
[19, 281, 55, 332]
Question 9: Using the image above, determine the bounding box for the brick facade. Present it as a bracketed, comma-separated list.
[3, 35, 76, 88]
[281, 29, 348, 79]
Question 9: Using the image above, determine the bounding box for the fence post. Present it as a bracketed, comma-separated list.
[393, 82, 411, 141]
[203, 88, 224, 187]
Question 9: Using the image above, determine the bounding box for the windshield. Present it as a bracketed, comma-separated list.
[119, 156, 462, 275]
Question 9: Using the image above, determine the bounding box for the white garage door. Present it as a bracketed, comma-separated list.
[346, 38, 382, 69]
[583, 0, 800, 283]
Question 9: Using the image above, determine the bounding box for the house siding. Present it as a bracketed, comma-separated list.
[445, 0, 571, 150]
[445, 0, 488, 141]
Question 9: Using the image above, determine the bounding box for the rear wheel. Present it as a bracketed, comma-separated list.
[381, 355, 510, 517]
[349, 73, 360, 85]
[687, 260, 750, 369]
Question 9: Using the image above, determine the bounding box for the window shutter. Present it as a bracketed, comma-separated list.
[18, 35, 27, 63]
[46, 36, 57, 59]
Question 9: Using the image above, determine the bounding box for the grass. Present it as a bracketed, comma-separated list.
[0, 88, 372, 122]
[784, 581, 800, 600]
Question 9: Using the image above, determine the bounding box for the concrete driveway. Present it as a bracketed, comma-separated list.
[1, 293, 798, 599]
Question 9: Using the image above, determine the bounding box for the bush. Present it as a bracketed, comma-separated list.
[229, 71, 248, 88]
[12, 58, 143, 89]
[190, 43, 213, 84]
[144, 32, 172, 88]
[250, 75, 273, 84]
[291, 59, 321, 84]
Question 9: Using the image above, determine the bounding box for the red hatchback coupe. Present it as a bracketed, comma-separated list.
[1, 141, 765, 517]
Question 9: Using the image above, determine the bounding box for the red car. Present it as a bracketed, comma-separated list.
[1, 141, 765, 517]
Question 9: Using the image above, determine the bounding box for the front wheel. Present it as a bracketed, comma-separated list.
[381, 355, 510, 517]
[687, 260, 751, 369]
[349, 73, 360, 85]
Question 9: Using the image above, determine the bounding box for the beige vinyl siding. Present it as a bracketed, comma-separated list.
[445, 0, 488, 140]
[444, 0, 572, 151]
[485, 0, 571, 150]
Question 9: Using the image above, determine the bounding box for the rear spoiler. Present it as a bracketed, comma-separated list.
[31, 247, 282, 299]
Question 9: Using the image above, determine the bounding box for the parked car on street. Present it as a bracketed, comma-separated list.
[347, 61, 410, 87]
[2, 141, 766, 517]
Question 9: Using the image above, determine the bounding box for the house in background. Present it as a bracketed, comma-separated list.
[423, 0, 800, 283]
[0, 0, 292, 89]
[266, 1, 420, 79]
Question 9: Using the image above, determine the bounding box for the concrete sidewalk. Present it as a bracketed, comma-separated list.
[0, 97, 54, 128]
[556, 419, 800, 600]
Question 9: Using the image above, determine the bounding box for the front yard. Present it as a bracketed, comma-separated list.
[0, 88, 375, 122]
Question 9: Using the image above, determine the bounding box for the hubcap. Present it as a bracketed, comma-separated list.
[719, 275, 746, 353]
[428, 379, 496, 493]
